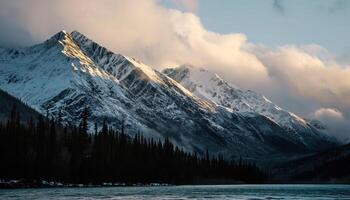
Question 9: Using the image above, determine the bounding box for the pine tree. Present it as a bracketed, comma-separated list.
[0, 104, 267, 184]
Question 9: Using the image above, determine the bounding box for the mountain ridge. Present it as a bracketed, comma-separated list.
[0, 30, 338, 162]
[163, 65, 330, 145]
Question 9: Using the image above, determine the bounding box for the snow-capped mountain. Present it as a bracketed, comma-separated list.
[0, 30, 337, 161]
[163, 65, 323, 143]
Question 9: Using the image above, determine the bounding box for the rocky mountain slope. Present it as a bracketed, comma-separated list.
[163, 65, 330, 149]
[0, 30, 337, 161]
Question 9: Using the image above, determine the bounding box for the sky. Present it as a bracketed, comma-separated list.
[163, 0, 350, 57]
[0, 0, 349, 141]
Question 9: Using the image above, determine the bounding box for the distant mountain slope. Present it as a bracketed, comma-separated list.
[163, 65, 334, 152]
[163, 65, 309, 129]
[274, 143, 350, 182]
[0, 30, 338, 162]
[0, 89, 40, 122]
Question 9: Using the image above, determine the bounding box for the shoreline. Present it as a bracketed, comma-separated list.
[1, 179, 349, 189]
[0, 180, 174, 189]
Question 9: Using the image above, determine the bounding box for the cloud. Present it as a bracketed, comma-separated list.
[251, 45, 350, 110]
[170, 0, 198, 13]
[314, 108, 344, 120]
[313, 108, 349, 142]
[0, 0, 349, 141]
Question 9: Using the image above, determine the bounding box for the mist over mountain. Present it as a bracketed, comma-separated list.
[0, 30, 338, 164]
[1, 0, 350, 143]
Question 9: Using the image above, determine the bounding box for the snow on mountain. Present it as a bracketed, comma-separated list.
[163, 65, 336, 148]
[163, 65, 310, 127]
[0, 30, 338, 162]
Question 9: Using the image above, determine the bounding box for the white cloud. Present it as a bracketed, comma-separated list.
[252, 46, 350, 109]
[0, 0, 350, 141]
[170, 0, 198, 13]
[314, 108, 344, 120]
[0, 0, 262, 85]
[313, 108, 349, 143]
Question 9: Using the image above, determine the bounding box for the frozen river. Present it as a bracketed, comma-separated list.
[1, 184, 350, 199]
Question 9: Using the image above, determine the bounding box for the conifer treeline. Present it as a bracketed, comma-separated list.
[0, 106, 267, 184]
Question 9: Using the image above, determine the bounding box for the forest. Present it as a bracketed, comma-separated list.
[0, 106, 267, 185]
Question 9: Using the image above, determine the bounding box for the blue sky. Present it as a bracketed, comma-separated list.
[163, 0, 350, 57]
[0, 0, 349, 140]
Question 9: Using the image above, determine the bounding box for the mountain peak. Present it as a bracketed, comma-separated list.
[164, 65, 238, 90]
[0, 29, 337, 162]
[45, 30, 89, 46]
[178, 64, 209, 74]
[47, 30, 69, 41]
[164, 65, 318, 132]
[56, 30, 68, 36]
[42, 30, 70, 48]
[70, 30, 88, 41]
[70, 30, 83, 36]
